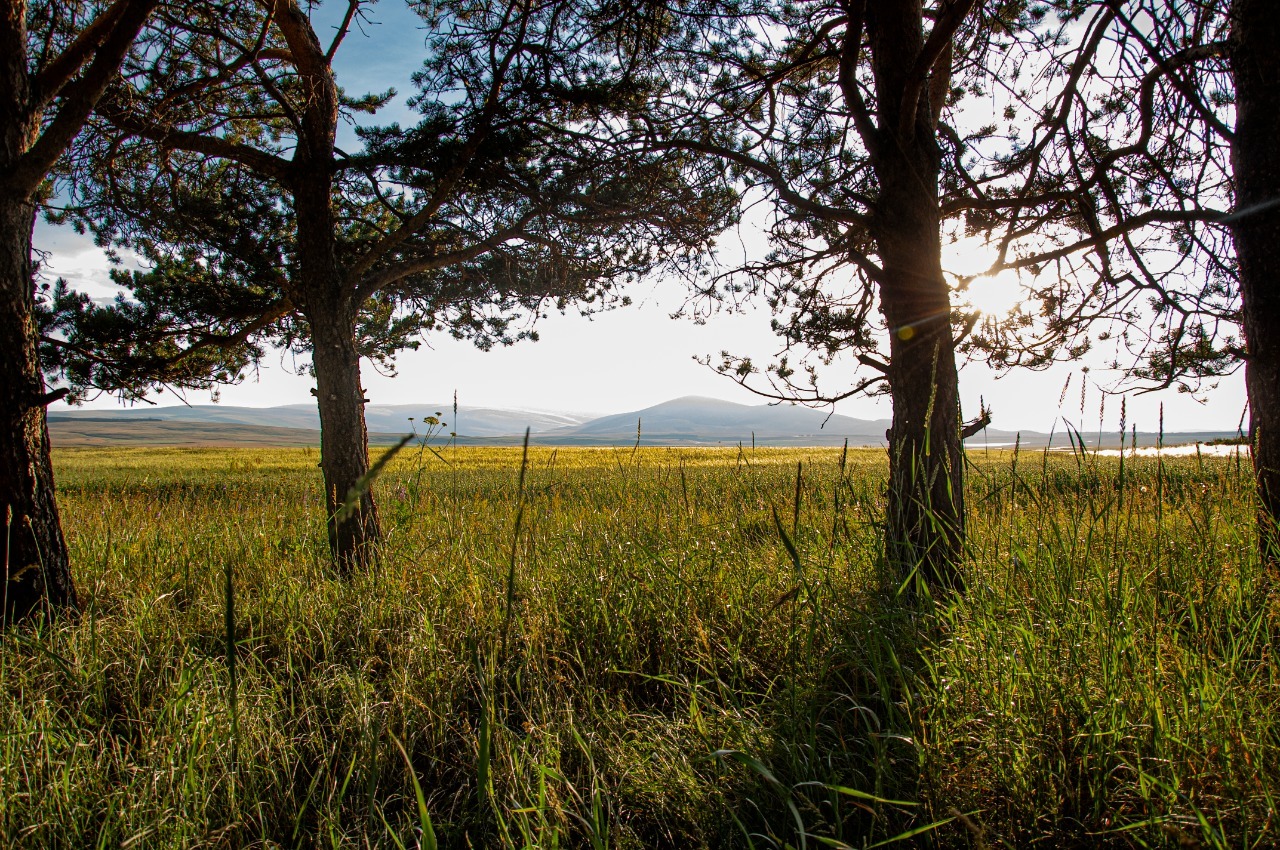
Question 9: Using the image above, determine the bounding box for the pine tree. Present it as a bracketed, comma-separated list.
[46, 0, 736, 570]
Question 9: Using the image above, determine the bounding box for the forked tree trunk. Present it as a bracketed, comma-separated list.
[1, 0, 157, 623]
[0, 199, 76, 622]
[2, 13, 74, 621]
[295, 180, 379, 571]
[1231, 0, 1280, 570]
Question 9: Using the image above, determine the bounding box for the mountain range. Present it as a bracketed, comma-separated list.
[48, 396, 1236, 448]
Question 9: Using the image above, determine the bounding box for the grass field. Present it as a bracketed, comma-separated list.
[1, 443, 1276, 848]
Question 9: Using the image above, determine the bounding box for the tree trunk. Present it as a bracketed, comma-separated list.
[2, 10, 77, 622]
[0, 198, 76, 622]
[875, 178, 965, 594]
[294, 180, 380, 571]
[866, 0, 966, 595]
[310, 305, 379, 571]
[1231, 0, 1280, 570]
[1, 0, 159, 623]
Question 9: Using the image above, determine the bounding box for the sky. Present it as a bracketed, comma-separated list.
[39, 1, 1248, 435]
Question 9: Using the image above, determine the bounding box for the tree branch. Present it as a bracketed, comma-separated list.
[268, 0, 337, 162]
[99, 102, 295, 183]
[345, 0, 534, 286]
[837, 0, 879, 156]
[155, 8, 279, 112]
[30, 0, 131, 108]
[326, 0, 361, 62]
[161, 298, 293, 368]
[4, 0, 160, 199]
[353, 216, 538, 303]
[649, 138, 869, 225]
[960, 405, 991, 439]
[1000, 208, 1229, 271]
[898, 0, 974, 138]
[1001, 5, 1115, 175]
[1106, 0, 1233, 141]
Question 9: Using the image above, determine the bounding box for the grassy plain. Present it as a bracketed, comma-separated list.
[1, 443, 1276, 848]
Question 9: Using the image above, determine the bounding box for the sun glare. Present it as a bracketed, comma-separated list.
[942, 236, 1027, 317]
[962, 269, 1025, 317]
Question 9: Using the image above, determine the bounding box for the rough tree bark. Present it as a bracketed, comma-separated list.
[310, 309, 379, 571]
[0, 199, 77, 621]
[2, 8, 76, 624]
[1231, 0, 1280, 569]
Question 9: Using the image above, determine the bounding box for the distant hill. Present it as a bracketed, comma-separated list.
[50, 403, 593, 439]
[47, 396, 1239, 448]
[538, 396, 891, 445]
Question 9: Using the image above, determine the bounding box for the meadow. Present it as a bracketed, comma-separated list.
[1, 441, 1276, 848]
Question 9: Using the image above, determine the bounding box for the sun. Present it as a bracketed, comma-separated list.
[960, 268, 1026, 317]
[942, 235, 1028, 317]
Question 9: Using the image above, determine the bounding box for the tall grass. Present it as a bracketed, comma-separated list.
[0, 443, 1274, 847]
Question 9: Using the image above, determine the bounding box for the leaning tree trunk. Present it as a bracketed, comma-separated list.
[0, 198, 76, 622]
[1231, 0, 1280, 570]
[294, 181, 380, 571]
